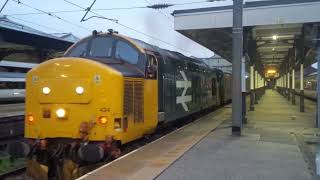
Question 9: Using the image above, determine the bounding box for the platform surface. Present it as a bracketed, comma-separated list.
[157, 90, 315, 180]
[79, 90, 317, 180]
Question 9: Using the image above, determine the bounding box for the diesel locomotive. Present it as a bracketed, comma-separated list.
[9, 30, 231, 179]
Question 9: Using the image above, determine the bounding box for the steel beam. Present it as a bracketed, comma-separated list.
[231, 0, 243, 136]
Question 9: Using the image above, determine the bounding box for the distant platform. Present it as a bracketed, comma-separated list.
[79, 90, 317, 180]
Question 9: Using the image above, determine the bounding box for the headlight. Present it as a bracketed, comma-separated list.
[56, 108, 66, 118]
[42, 87, 51, 95]
[75, 86, 84, 95]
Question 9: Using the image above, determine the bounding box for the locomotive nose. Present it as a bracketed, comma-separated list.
[25, 57, 123, 139]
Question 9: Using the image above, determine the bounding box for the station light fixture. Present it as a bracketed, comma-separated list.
[267, 69, 276, 74]
[75, 86, 84, 95]
[272, 47, 275, 51]
[272, 35, 278, 40]
[56, 108, 66, 118]
[42, 87, 51, 95]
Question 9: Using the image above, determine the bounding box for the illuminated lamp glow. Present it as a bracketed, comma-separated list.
[272, 35, 278, 40]
[98, 116, 108, 124]
[75, 86, 84, 95]
[27, 114, 34, 123]
[267, 70, 276, 74]
[42, 87, 51, 95]
[56, 108, 66, 118]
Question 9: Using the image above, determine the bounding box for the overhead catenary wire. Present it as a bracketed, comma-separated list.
[0, 0, 9, 13]
[6, 0, 224, 55]
[7, 6, 148, 16]
[144, 0, 173, 22]
[6, 15, 63, 33]
[63, 0, 118, 23]
[63, 0, 193, 55]
[11, 0, 91, 32]
[7, 0, 219, 16]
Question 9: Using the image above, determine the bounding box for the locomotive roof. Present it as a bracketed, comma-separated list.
[130, 38, 210, 69]
[67, 31, 218, 72]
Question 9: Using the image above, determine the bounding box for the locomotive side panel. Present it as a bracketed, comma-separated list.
[158, 55, 219, 122]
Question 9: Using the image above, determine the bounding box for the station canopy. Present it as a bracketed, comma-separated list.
[172, 0, 320, 77]
[0, 16, 78, 63]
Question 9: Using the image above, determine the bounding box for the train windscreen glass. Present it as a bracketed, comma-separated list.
[115, 41, 139, 64]
[66, 37, 113, 58]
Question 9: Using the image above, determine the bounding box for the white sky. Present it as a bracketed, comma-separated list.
[0, 0, 237, 58]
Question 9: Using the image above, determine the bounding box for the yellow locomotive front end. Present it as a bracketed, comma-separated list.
[25, 57, 124, 141]
[23, 57, 125, 179]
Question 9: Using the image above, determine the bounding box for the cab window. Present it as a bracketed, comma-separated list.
[66, 37, 113, 58]
[115, 41, 139, 64]
[89, 37, 113, 57]
[67, 41, 88, 57]
[146, 54, 158, 79]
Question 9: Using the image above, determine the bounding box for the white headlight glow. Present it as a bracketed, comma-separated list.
[75, 86, 84, 95]
[42, 87, 51, 95]
[56, 108, 66, 118]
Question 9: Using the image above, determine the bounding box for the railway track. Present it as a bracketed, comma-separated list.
[0, 115, 24, 151]
[73, 107, 217, 178]
[0, 103, 217, 179]
[0, 114, 26, 179]
[0, 107, 211, 180]
[0, 163, 26, 178]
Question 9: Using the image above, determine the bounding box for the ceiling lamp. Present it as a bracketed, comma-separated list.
[272, 35, 278, 40]
[267, 69, 276, 74]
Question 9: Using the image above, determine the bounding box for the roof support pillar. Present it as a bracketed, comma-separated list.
[241, 57, 247, 124]
[255, 70, 259, 104]
[292, 69, 296, 105]
[231, 0, 243, 136]
[285, 72, 288, 98]
[299, 32, 305, 112]
[284, 75, 286, 90]
[250, 65, 255, 111]
[300, 63, 304, 112]
[316, 26, 320, 128]
[287, 71, 290, 101]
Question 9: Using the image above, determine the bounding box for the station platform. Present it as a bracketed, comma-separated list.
[79, 90, 317, 180]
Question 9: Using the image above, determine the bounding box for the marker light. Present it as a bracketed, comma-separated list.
[56, 108, 66, 118]
[98, 116, 108, 124]
[75, 86, 84, 95]
[42, 87, 51, 95]
[27, 114, 34, 123]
